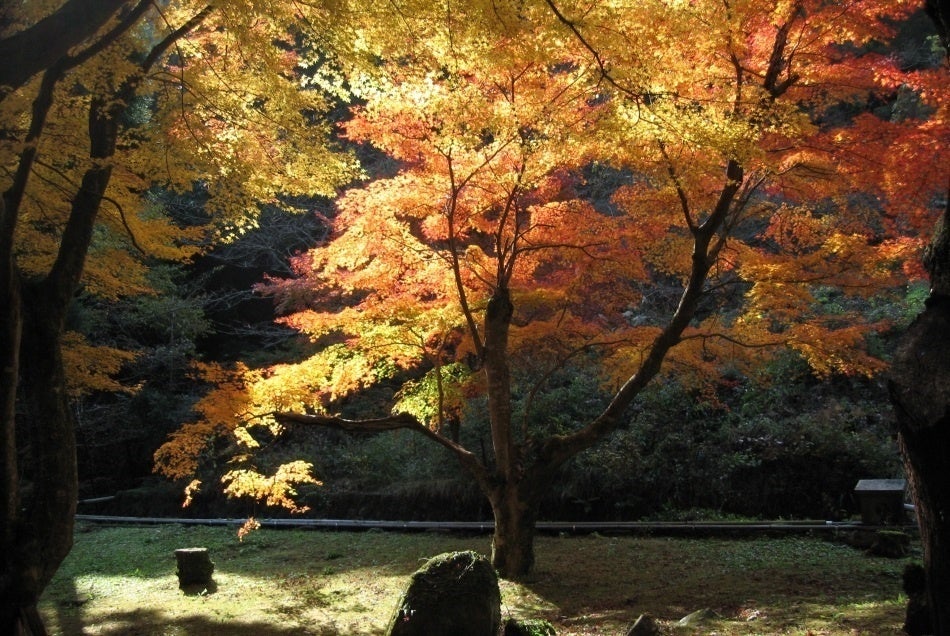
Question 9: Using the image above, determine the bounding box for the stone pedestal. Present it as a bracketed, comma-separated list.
[175, 547, 214, 587]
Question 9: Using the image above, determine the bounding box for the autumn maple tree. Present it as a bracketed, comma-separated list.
[156, 0, 945, 578]
[0, 1, 354, 631]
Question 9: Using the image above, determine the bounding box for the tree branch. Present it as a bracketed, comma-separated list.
[275, 410, 421, 432]
[0, 0, 132, 97]
[541, 158, 744, 468]
[542, 0, 642, 103]
[657, 139, 695, 231]
[46, 4, 213, 309]
[1, 0, 152, 249]
[274, 410, 491, 485]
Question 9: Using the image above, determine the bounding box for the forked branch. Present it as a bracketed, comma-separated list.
[274, 410, 490, 484]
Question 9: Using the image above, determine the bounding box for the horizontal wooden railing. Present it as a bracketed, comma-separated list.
[75, 515, 914, 534]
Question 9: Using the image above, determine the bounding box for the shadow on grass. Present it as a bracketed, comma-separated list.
[42, 527, 479, 635]
[64, 608, 332, 635]
[506, 535, 911, 633]
[50, 576, 84, 636]
[42, 527, 912, 635]
[180, 580, 219, 596]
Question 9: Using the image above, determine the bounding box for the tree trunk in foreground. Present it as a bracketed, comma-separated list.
[890, 197, 950, 635]
[486, 478, 544, 578]
[890, 4, 949, 623]
[0, 10, 203, 630]
[890, 2, 950, 632]
[890, 294, 950, 635]
[0, 284, 80, 635]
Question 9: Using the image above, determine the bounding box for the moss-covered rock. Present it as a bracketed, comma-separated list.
[386, 550, 500, 636]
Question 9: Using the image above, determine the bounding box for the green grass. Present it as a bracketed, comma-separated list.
[39, 523, 914, 635]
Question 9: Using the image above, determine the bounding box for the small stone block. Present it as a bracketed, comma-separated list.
[175, 547, 214, 586]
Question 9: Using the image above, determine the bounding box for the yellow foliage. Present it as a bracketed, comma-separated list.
[787, 323, 889, 378]
[244, 0, 927, 416]
[4, 0, 358, 308]
[61, 332, 138, 398]
[153, 417, 225, 481]
[183, 479, 202, 508]
[154, 362, 254, 481]
[221, 461, 321, 513]
[237, 517, 262, 541]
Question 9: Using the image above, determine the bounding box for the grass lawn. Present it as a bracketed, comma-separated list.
[39, 522, 914, 635]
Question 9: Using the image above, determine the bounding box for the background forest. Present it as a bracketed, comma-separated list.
[74, 240, 915, 524]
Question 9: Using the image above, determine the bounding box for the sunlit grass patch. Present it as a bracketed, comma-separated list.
[40, 524, 914, 635]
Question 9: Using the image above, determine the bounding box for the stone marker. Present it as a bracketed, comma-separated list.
[626, 613, 660, 636]
[174, 547, 214, 587]
[676, 607, 717, 628]
[386, 550, 500, 636]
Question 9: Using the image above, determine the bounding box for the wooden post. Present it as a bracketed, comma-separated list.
[174, 547, 214, 587]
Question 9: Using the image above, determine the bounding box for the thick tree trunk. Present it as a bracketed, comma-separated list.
[891, 184, 950, 635]
[0, 288, 78, 634]
[487, 481, 541, 578]
[0, 7, 203, 633]
[0, 284, 78, 635]
[0, 81, 116, 636]
[892, 4, 950, 633]
[890, 296, 950, 635]
[484, 288, 515, 479]
[22, 284, 78, 583]
[480, 285, 532, 577]
[0, 215, 25, 634]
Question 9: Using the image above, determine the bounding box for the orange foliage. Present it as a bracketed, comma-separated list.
[154, 362, 322, 515]
[61, 332, 138, 398]
[155, 0, 947, 516]
[153, 362, 255, 482]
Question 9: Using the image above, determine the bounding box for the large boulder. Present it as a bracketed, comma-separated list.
[386, 550, 501, 636]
